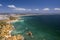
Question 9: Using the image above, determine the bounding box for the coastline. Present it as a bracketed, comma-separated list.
[0, 15, 24, 40]
[7, 19, 19, 23]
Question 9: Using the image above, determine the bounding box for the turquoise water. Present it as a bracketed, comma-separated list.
[12, 15, 60, 40]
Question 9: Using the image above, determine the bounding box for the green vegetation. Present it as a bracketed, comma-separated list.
[9, 16, 18, 20]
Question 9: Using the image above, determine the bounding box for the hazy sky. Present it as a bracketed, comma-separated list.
[0, 0, 60, 13]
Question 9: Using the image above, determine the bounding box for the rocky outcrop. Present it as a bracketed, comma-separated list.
[0, 21, 24, 40]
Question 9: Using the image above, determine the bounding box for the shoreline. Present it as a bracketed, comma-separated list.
[0, 15, 24, 40]
[7, 19, 19, 23]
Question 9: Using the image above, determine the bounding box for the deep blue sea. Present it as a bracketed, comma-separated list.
[12, 15, 60, 40]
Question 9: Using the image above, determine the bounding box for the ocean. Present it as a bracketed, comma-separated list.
[11, 15, 60, 40]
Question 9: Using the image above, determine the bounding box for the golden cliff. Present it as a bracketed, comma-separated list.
[0, 16, 24, 40]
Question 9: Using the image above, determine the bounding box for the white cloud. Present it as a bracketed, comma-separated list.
[8, 5, 16, 8]
[14, 8, 26, 11]
[0, 4, 2, 6]
[43, 8, 50, 11]
[8, 5, 26, 11]
[54, 8, 60, 10]
[27, 9, 32, 11]
[34, 9, 39, 11]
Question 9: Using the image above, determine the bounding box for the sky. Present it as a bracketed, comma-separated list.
[0, 0, 60, 13]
